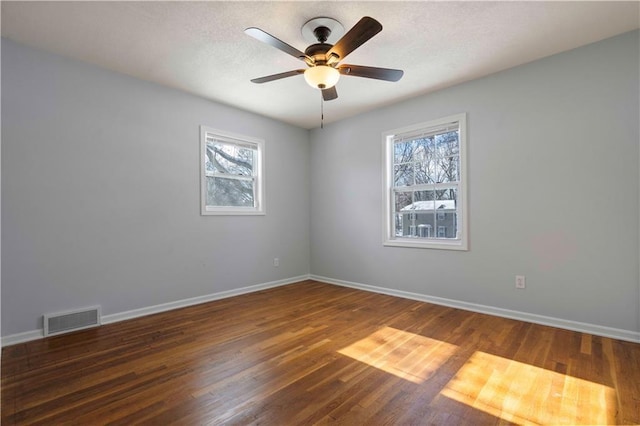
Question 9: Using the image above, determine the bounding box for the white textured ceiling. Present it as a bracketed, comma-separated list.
[2, 1, 639, 129]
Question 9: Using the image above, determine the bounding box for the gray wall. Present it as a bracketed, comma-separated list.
[2, 39, 310, 336]
[310, 31, 640, 332]
[3, 31, 639, 338]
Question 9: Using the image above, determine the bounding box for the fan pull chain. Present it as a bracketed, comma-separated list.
[320, 92, 324, 129]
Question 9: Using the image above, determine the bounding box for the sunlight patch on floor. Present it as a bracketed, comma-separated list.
[440, 351, 616, 425]
[338, 326, 458, 384]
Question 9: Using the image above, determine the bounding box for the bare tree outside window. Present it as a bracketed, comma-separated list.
[205, 142, 255, 207]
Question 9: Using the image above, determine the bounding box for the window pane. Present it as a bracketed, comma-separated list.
[394, 213, 404, 237]
[400, 137, 436, 185]
[446, 213, 459, 238]
[394, 164, 414, 186]
[405, 190, 432, 238]
[414, 190, 435, 207]
[414, 137, 434, 161]
[206, 176, 254, 207]
[435, 131, 459, 156]
[392, 189, 459, 240]
[206, 141, 254, 176]
[394, 141, 415, 164]
[397, 207, 435, 239]
[434, 189, 457, 238]
[436, 187, 457, 203]
[395, 191, 413, 213]
[411, 211, 434, 238]
[435, 212, 457, 238]
[397, 210, 433, 238]
[436, 155, 459, 183]
[415, 157, 436, 184]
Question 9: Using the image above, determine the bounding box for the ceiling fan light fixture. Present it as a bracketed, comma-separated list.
[304, 65, 340, 89]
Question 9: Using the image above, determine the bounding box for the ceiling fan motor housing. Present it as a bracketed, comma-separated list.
[305, 43, 333, 66]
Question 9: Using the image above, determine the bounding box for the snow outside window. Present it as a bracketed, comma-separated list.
[383, 114, 468, 250]
[200, 126, 265, 215]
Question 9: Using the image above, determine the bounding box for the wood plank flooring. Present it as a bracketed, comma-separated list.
[2, 280, 639, 425]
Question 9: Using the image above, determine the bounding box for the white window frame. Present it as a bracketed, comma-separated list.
[382, 113, 468, 250]
[200, 126, 265, 215]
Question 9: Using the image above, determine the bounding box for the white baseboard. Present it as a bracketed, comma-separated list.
[102, 275, 310, 325]
[310, 274, 640, 344]
[1, 275, 311, 347]
[5, 273, 638, 347]
[1, 330, 44, 347]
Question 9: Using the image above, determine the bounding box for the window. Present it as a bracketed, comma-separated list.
[383, 113, 468, 250]
[200, 126, 265, 215]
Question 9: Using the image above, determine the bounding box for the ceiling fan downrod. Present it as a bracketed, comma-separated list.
[313, 26, 331, 43]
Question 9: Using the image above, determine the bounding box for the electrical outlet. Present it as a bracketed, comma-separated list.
[273, 258, 279, 267]
[515, 275, 526, 289]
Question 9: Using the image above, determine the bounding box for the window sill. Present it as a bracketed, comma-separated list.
[201, 208, 265, 216]
[383, 238, 468, 251]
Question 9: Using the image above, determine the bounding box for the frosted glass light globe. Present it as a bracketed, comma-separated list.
[304, 66, 340, 89]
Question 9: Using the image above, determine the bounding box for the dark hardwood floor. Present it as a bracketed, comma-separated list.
[2, 280, 639, 425]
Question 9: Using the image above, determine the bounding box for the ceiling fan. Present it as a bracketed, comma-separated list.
[245, 16, 404, 101]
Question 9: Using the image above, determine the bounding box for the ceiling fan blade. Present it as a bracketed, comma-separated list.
[251, 70, 305, 84]
[326, 17, 382, 61]
[338, 64, 404, 82]
[322, 86, 338, 101]
[245, 27, 306, 61]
